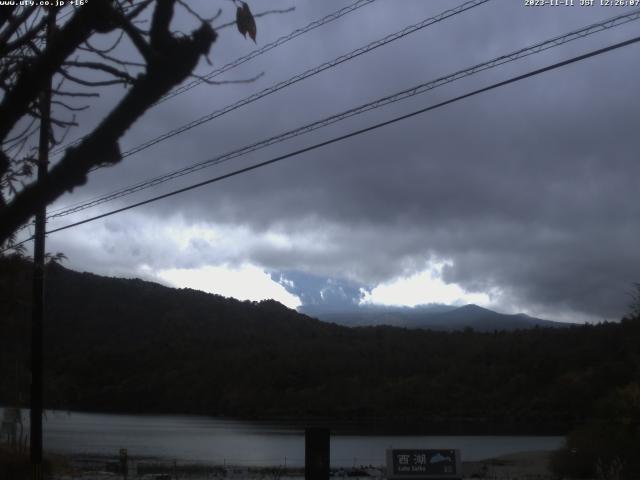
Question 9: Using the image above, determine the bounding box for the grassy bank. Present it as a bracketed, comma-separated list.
[0, 445, 72, 480]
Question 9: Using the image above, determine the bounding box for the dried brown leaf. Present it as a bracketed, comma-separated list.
[236, 2, 256, 43]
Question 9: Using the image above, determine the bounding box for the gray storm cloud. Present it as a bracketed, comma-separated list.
[38, 0, 640, 321]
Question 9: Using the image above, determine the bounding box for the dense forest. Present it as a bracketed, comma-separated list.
[1, 256, 639, 436]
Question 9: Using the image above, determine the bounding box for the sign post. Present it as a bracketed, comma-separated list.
[305, 428, 329, 480]
[386, 449, 462, 480]
[119, 448, 128, 479]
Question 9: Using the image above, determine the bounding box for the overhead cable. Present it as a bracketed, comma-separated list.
[43, 7, 640, 222]
[5, 32, 639, 254]
[48, 0, 377, 155]
[49, 0, 490, 160]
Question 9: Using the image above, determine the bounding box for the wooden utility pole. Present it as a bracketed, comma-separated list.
[31, 9, 54, 480]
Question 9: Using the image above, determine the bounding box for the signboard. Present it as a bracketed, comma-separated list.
[386, 449, 461, 479]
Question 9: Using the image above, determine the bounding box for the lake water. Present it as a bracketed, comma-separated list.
[3, 408, 564, 467]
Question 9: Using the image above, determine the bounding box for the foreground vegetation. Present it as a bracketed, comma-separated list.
[0, 445, 72, 480]
[550, 382, 640, 479]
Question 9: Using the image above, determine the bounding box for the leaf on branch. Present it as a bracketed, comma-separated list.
[236, 2, 256, 43]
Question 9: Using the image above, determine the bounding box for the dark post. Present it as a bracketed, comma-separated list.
[30, 9, 54, 480]
[119, 448, 128, 479]
[305, 428, 330, 480]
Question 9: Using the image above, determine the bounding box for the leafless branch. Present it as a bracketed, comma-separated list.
[81, 30, 126, 55]
[2, 14, 47, 56]
[26, 106, 77, 129]
[1, 0, 283, 247]
[125, 0, 155, 20]
[52, 89, 100, 98]
[116, 14, 153, 62]
[178, 1, 222, 24]
[63, 61, 137, 84]
[51, 100, 89, 112]
[58, 69, 131, 87]
[0, 6, 38, 53]
[2, 117, 38, 147]
[0, 6, 17, 31]
[78, 44, 146, 68]
[0, 2, 119, 141]
[0, 0, 220, 243]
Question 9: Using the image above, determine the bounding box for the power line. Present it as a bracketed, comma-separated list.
[42, 7, 640, 222]
[6, 32, 639, 254]
[45, 0, 491, 217]
[48, 0, 490, 161]
[49, 0, 376, 156]
[117, 0, 490, 160]
[158, 0, 377, 104]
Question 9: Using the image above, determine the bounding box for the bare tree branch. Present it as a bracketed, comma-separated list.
[0, 2, 118, 142]
[83, 46, 146, 68]
[125, 0, 155, 20]
[50, 100, 89, 113]
[1, 14, 47, 56]
[81, 30, 126, 55]
[0, 6, 17, 31]
[1, 0, 273, 248]
[178, 1, 222, 24]
[116, 14, 154, 62]
[0, 2, 218, 244]
[59, 66, 134, 86]
[63, 60, 137, 83]
[2, 117, 38, 147]
[0, 6, 38, 53]
[52, 89, 100, 98]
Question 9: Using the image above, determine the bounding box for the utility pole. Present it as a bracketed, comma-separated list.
[31, 8, 55, 480]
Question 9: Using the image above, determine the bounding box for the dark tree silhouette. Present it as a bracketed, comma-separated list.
[2, 258, 640, 436]
[0, 0, 258, 247]
[629, 282, 640, 320]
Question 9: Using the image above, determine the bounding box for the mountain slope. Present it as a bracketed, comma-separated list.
[1, 258, 638, 434]
[302, 303, 568, 331]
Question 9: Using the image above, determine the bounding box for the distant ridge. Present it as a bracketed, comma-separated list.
[300, 303, 570, 331]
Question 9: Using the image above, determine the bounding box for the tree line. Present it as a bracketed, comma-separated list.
[1, 256, 638, 439]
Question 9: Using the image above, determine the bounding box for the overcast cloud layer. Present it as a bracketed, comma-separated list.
[25, 0, 640, 322]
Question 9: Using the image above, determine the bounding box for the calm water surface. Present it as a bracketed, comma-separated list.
[5, 409, 564, 467]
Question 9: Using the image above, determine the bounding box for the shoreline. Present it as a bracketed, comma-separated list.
[38, 407, 575, 436]
[50, 450, 555, 480]
[1, 406, 570, 437]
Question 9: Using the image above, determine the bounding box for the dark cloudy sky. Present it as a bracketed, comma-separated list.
[22, 0, 640, 322]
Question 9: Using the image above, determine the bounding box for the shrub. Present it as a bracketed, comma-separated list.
[550, 383, 640, 479]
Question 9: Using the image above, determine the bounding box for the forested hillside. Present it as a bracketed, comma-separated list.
[1, 256, 639, 434]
